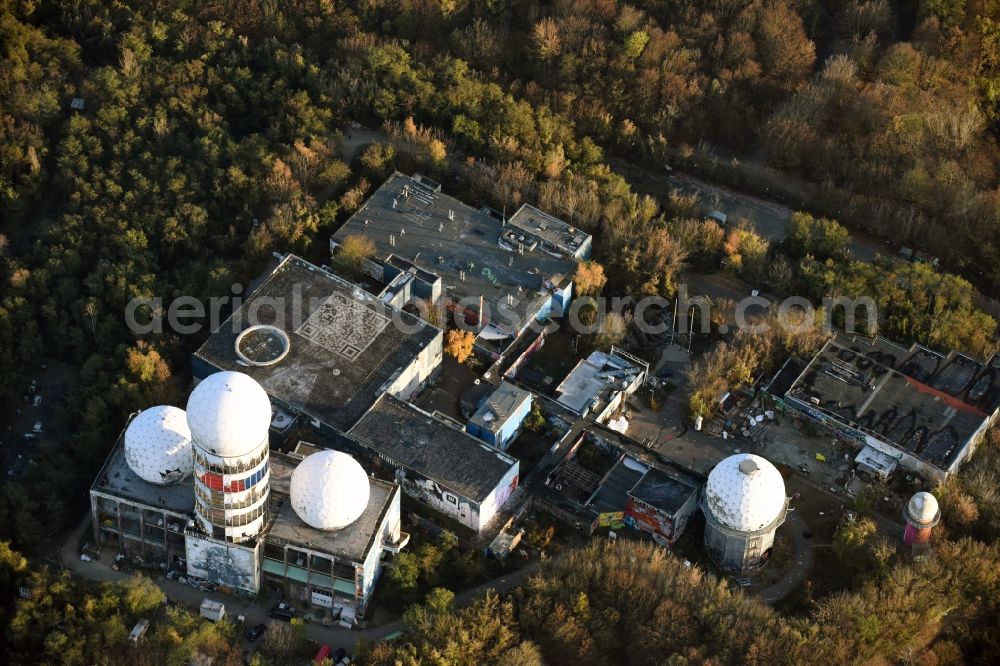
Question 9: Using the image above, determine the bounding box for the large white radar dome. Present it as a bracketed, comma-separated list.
[705, 453, 786, 532]
[186, 371, 271, 457]
[906, 491, 940, 526]
[124, 405, 193, 484]
[290, 450, 370, 531]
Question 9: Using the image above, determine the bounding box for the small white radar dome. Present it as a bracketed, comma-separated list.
[124, 405, 193, 484]
[290, 450, 371, 531]
[186, 371, 271, 457]
[906, 491, 940, 526]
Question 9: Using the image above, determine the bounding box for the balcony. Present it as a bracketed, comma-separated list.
[382, 531, 411, 554]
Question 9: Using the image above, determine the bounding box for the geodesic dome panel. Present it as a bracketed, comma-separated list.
[705, 453, 786, 532]
[290, 450, 370, 531]
[186, 371, 272, 457]
[124, 405, 193, 484]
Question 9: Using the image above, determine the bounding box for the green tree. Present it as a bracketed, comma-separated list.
[623, 31, 649, 59]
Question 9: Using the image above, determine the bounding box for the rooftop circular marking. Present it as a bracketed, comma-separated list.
[235, 325, 290, 366]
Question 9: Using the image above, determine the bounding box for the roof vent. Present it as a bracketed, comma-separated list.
[738, 459, 760, 475]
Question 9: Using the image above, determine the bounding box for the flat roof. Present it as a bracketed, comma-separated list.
[333, 173, 580, 336]
[266, 451, 395, 563]
[468, 381, 532, 434]
[506, 203, 589, 257]
[786, 336, 1000, 469]
[555, 350, 645, 415]
[628, 466, 700, 515]
[550, 423, 704, 511]
[193, 255, 441, 432]
[348, 394, 517, 503]
[587, 457, 645, 514]
[90, 421, 195, 516]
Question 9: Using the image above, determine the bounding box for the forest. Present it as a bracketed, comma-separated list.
[1, 0, 1000, 662]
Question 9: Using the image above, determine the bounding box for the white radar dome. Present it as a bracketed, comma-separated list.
[186, 371, 271, 457]
[705, 453, 786, 532]
[124, 405, 193, 485]
[290, 450, 371, 531]
[906, 492, 940, 526]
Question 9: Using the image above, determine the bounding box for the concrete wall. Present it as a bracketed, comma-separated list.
[397, 468, 482, 532]
[624, 497, 674, 540]
[497, 396, 532, 449]
[191, 355, 218, 382]
[702, 497, 787, 573]
[359, 486, 401, 612]
[386, 328, 443, 403]
[90, 492, 189, 564]
[476, 461, 521, 532]
[465, 421, 490, 445]
[703, 519, 780, 573]
[535, 282, 573, 322]
[624, 489, 700, 546]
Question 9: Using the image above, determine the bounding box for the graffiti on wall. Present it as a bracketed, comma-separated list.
[625, 498, 676, 542]
[598, 512, 625, 528]
[398, 471, 480, 531]
[185, 535, 257, 593]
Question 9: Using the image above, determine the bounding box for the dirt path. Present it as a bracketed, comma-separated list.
[755, 511, 814, 603]
[339, 124, 385, 163]
[608, 158, 885, 261]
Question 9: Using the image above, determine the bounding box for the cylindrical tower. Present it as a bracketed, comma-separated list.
[903, 491, 940, 549]
[186, 371, 273, 543]
[702, 453, 788, 572]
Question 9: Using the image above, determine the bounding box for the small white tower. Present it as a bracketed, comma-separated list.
[903, 491, 940, 551]
[186, 371, 272, 543]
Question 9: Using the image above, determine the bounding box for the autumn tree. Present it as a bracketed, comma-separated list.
[723, 224, 769, 283]
[445, 329, 475, 363]
[359, 142, 397, 178]
[594, 311, 631, 349]
[363, 589, 543, 666]
[337, 234, 376, 272]
[532, 18, 562, 63]
[573, 261, 607, 296]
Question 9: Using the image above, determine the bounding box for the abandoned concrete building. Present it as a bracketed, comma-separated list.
[772, 335, 1000, 482]
[331, 172, 591, 356]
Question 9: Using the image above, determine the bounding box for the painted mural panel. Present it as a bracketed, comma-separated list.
[185, 534, 258, 594]
[625, 498, 675, 542]
[598, 512, 625, 527]
[397, 471, 481, 532]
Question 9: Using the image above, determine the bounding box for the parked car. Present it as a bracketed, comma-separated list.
[245, 624, 267, 642]
[269, 602, 295, 621]
[332, 647, 347, 663]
